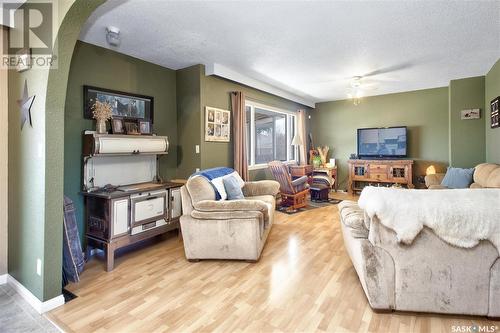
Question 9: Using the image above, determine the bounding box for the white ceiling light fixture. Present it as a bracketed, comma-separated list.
[347, 76, 363, 106]
[106, 26, 121, 46]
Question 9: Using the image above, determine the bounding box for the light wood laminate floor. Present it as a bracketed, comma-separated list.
[47, 193, 497, 332]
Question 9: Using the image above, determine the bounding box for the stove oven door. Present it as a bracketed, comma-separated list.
[130, 190, 167, 227]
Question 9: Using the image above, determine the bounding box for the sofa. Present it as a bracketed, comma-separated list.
[180, 175, 280, 261]
[425, 163, 500, 189]
[338, 200, 500, 317]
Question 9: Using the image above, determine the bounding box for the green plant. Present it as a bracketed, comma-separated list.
[312, 155, 322, 166]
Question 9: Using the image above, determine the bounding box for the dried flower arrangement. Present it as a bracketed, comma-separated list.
[92, 100, 113, 121]
[317, 146, 330, 166]
[92, 100, 113, 134]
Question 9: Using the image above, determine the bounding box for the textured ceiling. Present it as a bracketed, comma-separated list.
[80, 0, 500, 104]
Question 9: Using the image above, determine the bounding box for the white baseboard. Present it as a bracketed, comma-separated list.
[7, 275, 64, 314]
[0, 274, 7, 284]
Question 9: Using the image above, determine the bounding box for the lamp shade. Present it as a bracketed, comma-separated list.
[291, 134, 303, 146]
[426, 165, 436, 176]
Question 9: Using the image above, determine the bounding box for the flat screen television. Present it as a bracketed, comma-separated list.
[357, 126, 407, 158]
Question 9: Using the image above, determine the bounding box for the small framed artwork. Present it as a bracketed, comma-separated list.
[205, 106, 230, 142]
[139, 120, 151, 135]
[491, 97, 499, 129]
[111, 118, 124, 134]
[461, 108, 481, 120]
[124, 120, 140, 135]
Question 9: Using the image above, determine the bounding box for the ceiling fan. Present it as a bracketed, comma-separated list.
[345, 75, 385, 105]
[312, 62, 413, 105]
[345, 63, 413, 105]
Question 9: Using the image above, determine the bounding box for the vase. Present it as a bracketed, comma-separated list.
[96, 119, 107, 134]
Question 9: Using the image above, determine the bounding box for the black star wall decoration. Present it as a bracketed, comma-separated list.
[17, 79, 35, 130]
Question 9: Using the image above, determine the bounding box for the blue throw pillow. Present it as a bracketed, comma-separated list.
[441, 167, 475, 189]
[223, 176, 244, 200]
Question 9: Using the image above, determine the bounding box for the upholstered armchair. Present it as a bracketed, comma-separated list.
[180, 175, 280, 261]
[268, 160, 309, 212]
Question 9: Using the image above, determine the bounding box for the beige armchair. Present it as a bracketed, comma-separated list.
[180, 175, 280, 261]
[425, 163, 500, 189]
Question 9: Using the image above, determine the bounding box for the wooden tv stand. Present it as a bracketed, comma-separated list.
[347, 159, 414, 195]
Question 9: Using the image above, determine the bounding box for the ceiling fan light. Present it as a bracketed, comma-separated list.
[350, 76, 362, 88]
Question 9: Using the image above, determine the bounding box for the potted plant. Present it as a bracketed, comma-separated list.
[92, 100, 113, 134]
[312, 155, 322, 168]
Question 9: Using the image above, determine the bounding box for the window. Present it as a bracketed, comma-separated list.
[245, 101, 297, 169]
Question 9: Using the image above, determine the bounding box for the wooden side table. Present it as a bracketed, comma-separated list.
[289, 164, 313, 180]
[313, 166, 338, 192]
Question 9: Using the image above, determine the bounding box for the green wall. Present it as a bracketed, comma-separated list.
[65, 41, 178, 243]
[486, 59, 500, 163]
[8, 50, 47, 303]
[176, 65, 202, 178]
[310, 87, 450, 190]
[8, 0, 105, 302]
[176, 64, 312, 180]
[449, 76, 485, 168]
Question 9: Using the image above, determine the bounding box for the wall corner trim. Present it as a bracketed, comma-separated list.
[0, 274, 6, 284]
[7, 275, 64, 314]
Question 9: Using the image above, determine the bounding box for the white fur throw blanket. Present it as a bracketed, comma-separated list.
[358, 187, 500, 252]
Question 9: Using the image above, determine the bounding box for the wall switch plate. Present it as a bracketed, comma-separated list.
[36, 259, 42, 276]
[195, 145, 200, 154]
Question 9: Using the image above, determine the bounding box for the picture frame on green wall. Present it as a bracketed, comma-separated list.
[205, 106, 231, 142]
[491, 96, 499, 128]
[83, 85, 154, 122]
[461, 109, 481, 120]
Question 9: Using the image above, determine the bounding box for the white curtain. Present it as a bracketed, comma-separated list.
[297, 109, 307, 165]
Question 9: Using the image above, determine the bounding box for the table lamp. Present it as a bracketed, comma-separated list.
[291, 133, 304, 164]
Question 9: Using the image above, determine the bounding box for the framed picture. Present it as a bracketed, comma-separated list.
[111, 118, 124, 134]
[84, 85, 154, 122]
[205, 106, 230, 142]
[491, 97, 499, 129]
[461, 108, 481, 120]
[139, 120, 151, 135]
[124, 120, 140, 135]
